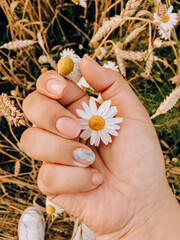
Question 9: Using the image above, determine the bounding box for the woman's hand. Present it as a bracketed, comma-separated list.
[20, 55, 180, 240]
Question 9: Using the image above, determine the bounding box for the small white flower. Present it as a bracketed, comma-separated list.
[103, 61, 119, 72]
[158, 28, 171, 40]
[46, 198, 64, 217]
[38, 55, 48, 64]
[77, 77, 90, 88]
[153, 5, 178, 39]
[76, 97, 123, 146]
[57, 48, 82, 83]
[95, 47, 107, 60]
[71, 0, 87, 8]
[153, 38, 162, 48]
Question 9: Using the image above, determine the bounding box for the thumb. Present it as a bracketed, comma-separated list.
[80, 55, 148, 119]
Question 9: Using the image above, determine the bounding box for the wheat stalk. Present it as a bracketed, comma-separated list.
[14, 161, 21, 176]
[90, 0, 142, 45]
[0, 40, 36, 50]
[124, 24, 146, 45]
[0, 93, 26, 127]
[37, 32, 57, 70]
[151, 86, 180, 119]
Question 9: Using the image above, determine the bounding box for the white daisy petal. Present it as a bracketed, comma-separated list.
[82, 102, 93, 117]
[103, 106, 118, 119]
[167, 5, 173, 14]
[95, 132, 100, 147]
[89, 97, 98, 115]
[80, 128, 92, 140]
[79, 119, 88, 125]
[76, 109, 89, 119]
[105, 127, 118, 136]
[99, 130, 109, 145]
[106, 117, 123, 124]
[98, 100, 111, 115]
[90, 131, 97, 145]
[81, 124, 89, 130]
[106, 124, 120, 130]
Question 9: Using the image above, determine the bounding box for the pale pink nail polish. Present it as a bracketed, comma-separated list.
[92, 173, 104, 185]
[46, 79, 65, 96]
[56, 117, 80, 138]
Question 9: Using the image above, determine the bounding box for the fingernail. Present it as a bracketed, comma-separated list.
[46, 79, 65, 96]
[84, 54, 98, 65]
[92, 173, 104, 185]
[73, 148, 95, 165]
[56, 117, 80, 138]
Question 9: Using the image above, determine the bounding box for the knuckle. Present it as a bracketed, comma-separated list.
[37, 165, 52, 195]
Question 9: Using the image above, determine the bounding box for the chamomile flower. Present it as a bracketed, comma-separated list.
[71, 0, 87, 8]
[95, 47, 107, 60]
[77, 77, 90, 88]
[103, 61, 119, 72]
[38, 55, 48, 64]
[158, 28, 171, 40]
[76, 97, 123, 146]
[153, 5, 178, 39]
[46, 198, 64, 217]
[57, 48, 82, 83]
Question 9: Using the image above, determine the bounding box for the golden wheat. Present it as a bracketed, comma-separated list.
[124, 24, 146, 45]
[0, 93, 26, 127]
[151, 86, 180, 119]
[0, 40, 36, 50]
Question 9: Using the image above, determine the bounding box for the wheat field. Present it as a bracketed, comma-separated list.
[0, 0, 180, 239]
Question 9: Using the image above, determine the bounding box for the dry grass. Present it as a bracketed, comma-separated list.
[0, 0, 180, 239]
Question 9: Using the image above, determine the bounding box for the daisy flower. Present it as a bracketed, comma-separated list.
[57, 48, 82, 83]
[153, 4, 178, 39]
[46, 198, 64, 217]
[76, 97, 123, 146]
[77, 77, 90, 88]
[95, 47, 107, 60]
[38, 55, 48, 64]
[158, 28, 171, 40]
[103, 61, 119, 72]
[71, 0, 87, 8]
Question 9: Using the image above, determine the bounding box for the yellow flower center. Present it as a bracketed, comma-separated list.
[89, 115, 105, 131]
[162, 14, 169, 23]
[95, 49, 102, 56]
[57, 56, 74, 76]
[72, 0, 79, 3]
[97, 98, 104, 105]
[46, 205, 55, 215]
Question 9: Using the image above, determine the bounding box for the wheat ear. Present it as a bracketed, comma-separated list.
[0, 93, 26, 127]
[0, 40, 36, 50]
[14, 161, 21, 176]
[90, 0, 142, 45]
[151, 86, 180, 119]
[113, 44, 126, 77]
[124, 24, 146, 45]
[169, 75, 180, 84]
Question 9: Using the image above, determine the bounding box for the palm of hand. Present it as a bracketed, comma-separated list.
[50, 97, 166, 237]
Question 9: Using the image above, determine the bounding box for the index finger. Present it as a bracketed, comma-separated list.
[36, 70, 86, 106]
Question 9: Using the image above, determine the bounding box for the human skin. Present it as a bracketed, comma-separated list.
[20, 55, 180, 240]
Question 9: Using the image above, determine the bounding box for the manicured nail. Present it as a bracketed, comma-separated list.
[73, 148, 95, 165]
[56, 117, 80, 138]
[46, 79, 65, 96]
[84, 54, 98, 64]
[92, 173, 104, 185]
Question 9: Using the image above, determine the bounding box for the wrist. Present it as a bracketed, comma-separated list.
[96, 188, 180, 240]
